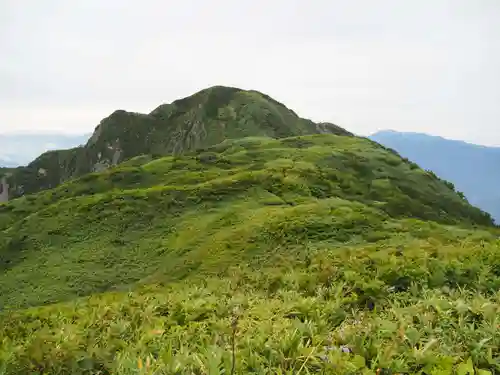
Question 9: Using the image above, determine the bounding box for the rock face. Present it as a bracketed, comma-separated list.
[2, 86, 353, 201]
[0, 176, 8, 202]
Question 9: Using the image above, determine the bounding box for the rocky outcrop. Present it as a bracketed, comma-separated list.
[0, 176, 9, 203]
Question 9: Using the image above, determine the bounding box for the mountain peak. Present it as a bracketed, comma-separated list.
[1, 86, 353, 199]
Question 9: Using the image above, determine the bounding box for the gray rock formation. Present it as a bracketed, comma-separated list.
[0, 176, 9, 203]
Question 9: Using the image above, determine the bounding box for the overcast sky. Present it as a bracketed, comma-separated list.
[1, 0, 499, 145]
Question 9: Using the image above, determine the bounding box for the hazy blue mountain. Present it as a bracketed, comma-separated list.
[0, 157, 17, 168]
[369, 130, 500, 222]
[0, 133, 90, 167]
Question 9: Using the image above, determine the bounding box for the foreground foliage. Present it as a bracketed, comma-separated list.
[1, 231, 499, 374]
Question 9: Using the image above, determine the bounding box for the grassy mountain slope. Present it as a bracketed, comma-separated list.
[370, 130, 500, 222]
[0, 167, 13, 177]
[2, 86, 351, 199]
[0, 134, 495, 309]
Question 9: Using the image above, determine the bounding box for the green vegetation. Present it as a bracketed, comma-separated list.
[1, 232, 499, 374]
[0, 134, 493, 307]
[0, 87, 498, 374]
[0, 133, 498, 374]
[3, 86, 352, 199]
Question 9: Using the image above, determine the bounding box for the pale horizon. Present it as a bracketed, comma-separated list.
[1, 1, 499, 146]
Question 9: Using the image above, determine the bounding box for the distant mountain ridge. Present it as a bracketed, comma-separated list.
[369, 130, 500, 222]
[0, 86, 352, 200]
[0, 133, 89, 167]
[0, 158, 17, 168]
